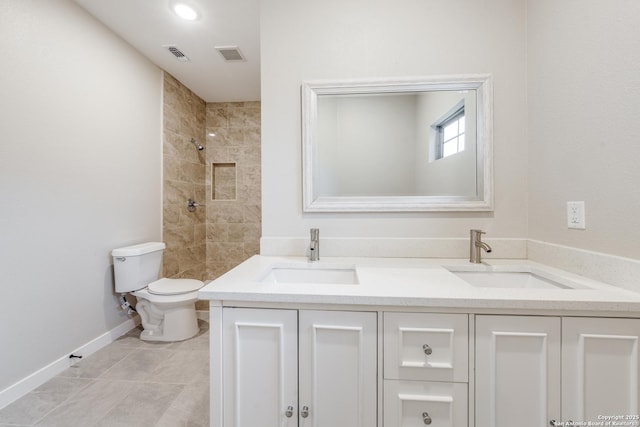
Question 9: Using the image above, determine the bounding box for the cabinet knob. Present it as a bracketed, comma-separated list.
[285, 406, 294, 418]
[423, 344, 433, 355]
[301, 406, 310, 418]
[423, 411, 432, 425]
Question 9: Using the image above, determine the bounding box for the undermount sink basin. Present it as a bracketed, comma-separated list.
[452, 271, 574, 289]
[260, 264, 359, 285]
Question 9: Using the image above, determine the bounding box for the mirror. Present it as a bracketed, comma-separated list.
[302, 74, 493, 212]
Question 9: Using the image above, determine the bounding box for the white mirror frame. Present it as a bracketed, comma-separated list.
[302, 74, 493, 212]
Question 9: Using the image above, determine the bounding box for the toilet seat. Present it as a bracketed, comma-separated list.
[147, 278, 203, 295]
[132, 287, 199, 305]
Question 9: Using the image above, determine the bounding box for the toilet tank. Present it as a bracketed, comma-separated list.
[112, 242, 166, 293]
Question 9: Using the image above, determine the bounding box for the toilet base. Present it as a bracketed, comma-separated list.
[136, 299, 200, 342]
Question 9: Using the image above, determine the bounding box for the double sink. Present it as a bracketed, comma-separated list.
[258, 262, 585, 290]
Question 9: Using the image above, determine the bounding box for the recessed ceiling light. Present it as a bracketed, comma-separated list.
[173, 4, 198, 20]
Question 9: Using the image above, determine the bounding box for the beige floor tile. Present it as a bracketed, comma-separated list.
[0, 377, 93, 425]
[58, 344, 136, 379]
[4, 320, 210, 427]
[175, 328, 209, 352]
[99, 349, 174, 382]
[155, 382, 209, 427]
[34, 380, 135, 427]
[94, 382, 185, 427]
[149, 350, 209, 384]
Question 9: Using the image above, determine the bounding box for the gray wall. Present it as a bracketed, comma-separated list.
[0, 0, 162, 392]
[527, 0, 640, 259]
[261, 0, 528, 239]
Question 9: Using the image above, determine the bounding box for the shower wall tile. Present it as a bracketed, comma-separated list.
[205, 102, 261, 282]
[162, 76, 261, 311]
[162, 72, 206, 282]
[206, 203, 244, 224]
[164, 226, 195, 249]
[206, 224, 226, 242]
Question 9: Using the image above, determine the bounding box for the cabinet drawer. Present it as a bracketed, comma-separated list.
[384, 312, 468, 382]
[384, 380, 468, 427]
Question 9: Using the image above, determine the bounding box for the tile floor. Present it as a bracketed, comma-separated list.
[0, 320, 210, 427]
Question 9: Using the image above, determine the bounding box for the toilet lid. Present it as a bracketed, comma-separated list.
[147, 278, 204, 295]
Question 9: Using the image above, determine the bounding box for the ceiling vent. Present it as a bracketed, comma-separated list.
[215, 46, 246, 62]
[164, 45, 190, 62]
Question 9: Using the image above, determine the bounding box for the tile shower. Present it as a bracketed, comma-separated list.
[162, 72, 261, 310]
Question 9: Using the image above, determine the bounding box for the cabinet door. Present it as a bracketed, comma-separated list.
[562, 317, 640, 421]
[475, 315, 561, 427]
[298, 310, 377, 427]
[223, 308, 298, 427]
[384, 380, 467, 427]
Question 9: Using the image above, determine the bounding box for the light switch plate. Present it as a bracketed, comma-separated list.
[567, 201, 586, 229]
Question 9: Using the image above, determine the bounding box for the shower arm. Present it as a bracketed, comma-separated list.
[190, 138, 204, 151]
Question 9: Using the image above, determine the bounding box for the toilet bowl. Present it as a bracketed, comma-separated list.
[112, 242, 204, 342]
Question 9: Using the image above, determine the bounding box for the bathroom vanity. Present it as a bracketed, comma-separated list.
[198, 256, 640, 427]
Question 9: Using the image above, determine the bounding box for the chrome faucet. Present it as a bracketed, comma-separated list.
[309, 228, 320, 261]
[470, 229, 492, 263]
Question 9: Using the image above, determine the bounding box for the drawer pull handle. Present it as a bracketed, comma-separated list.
[301, 406, 309, 418]
[285, 406, 294, 418]
[423, 344, 433, 355]
[423, 412, 432, 425]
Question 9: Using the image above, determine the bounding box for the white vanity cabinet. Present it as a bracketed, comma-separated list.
[475, 315, 640, 427]
[298, 310, 377, 426]
[475, 315, 561, 427]
[562, 317, 640, 421]
[383, 313, 469, 427]
[220, 308, 377, 427]
[215, 308, 640, 427]
[221, 308, 298, 427]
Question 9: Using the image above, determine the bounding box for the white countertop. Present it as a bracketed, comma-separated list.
[198, 255, 640, 314]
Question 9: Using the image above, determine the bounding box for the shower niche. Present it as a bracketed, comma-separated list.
[211, 162, 237, 200]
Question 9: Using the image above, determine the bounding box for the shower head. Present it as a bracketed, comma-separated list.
[190, 138, 204, 151]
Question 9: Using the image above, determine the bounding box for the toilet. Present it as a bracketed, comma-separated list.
[112, 242, 203, 342]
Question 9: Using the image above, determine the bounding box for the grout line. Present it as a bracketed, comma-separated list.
[28, 378, 97, 427]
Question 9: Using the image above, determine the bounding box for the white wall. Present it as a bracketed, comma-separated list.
[527, 0, 640, 260]
[0, 0, 162, 393]
[261, 0, 528, 240]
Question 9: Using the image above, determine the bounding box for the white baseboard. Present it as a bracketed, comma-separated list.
[0, 316, 140, 411]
